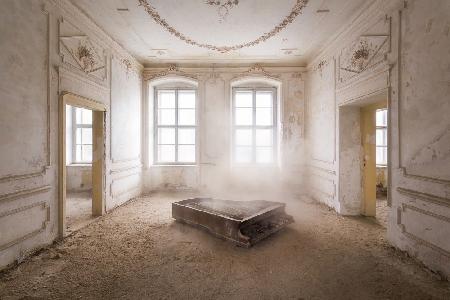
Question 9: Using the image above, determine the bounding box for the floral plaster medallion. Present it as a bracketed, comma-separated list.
[205, 0, 239, 22]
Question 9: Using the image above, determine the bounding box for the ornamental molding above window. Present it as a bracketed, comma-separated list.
[137, 0, 309, 53]
[143, 64, 199, 81]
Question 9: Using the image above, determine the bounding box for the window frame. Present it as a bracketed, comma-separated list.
[153, 87, 197, 165]
[71, 106, 93, 165]
[376, 108, 388, 167]
[232, 87, 278, 166]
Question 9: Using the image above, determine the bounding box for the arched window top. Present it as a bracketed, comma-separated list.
[231, 76, 281, 89]
[149, 75, 198, 89]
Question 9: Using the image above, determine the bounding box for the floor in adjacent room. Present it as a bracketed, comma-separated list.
[376, 194, 389, 228]
[1, 192, 449, 299]
[66, 191, 94, 234]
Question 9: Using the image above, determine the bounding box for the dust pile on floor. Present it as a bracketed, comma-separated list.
[0, 192, 449, 299]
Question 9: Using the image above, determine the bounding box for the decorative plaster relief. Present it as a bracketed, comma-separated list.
[205, 0, 239, 22]
[232, 64, 280, 81]
[338, 18, 391, 84]
[59, 19, 107, 83]
[138, 0, 308, 53]
[143, 64, 198, 81]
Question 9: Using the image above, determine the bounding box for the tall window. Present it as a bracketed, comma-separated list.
[73, 107, 92, 163]
[376, 109, 388, 166]
[155, 89, 196, 164]
[232, 88, 277, 164]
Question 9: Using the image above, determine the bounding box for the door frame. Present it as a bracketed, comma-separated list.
[58, 92, 106, 238]
[337, 89, 390, 216]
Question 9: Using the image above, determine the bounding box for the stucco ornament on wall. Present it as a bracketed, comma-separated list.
[143, 64, 198, 81]
[77, 44, 95, 72]
[138, 0, 309, 53]
[205, 0, 239, 22]
[59, 19, 107, 81]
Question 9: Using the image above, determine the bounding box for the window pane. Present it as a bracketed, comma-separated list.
[76, 128, 82, 144]
[158, 145, 175, 162]
[376, 146, 387, 165]
[256, 147, 273, 163]
[82, 145, 92, 163]
[256, 108, 273, 126]
[81, 108, 92, 125]
[178, 128, 195, 144]
[178, 145, 195, 162]
[256, 129, 273, 146]
[256, 92, 273, 108]
[235, 129, 252, 146]
[158, 91, 175, 108]
[76, 108, 82, 124]
[178, 108, 196, 125]
[376, 129, 387, 146]
[76, 145, 82, 162]
[82, 128, 92, 145]
[235, 92, 253, 107]
[235, 108, 253, 125]
[376, 109, 387, 127]
[158, 108, 175, 125]
[158, 128, 175, 145]
[235, 146, 252, 163]
[179, 91, 195, 108]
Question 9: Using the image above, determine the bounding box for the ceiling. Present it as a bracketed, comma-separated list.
[70, 0, 371, 67]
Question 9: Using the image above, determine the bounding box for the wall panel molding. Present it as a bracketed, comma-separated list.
[397, 203, 450, 258]
[110, 171, 141, 198]
[310, 58, 337, 165]
[394, 9, 449, 185]
[397, 187, 450, 208]
[0, 202, 50, 252]
[0, 7, 51, 183]
[110, 164, 142, 175]
[0, 186, 52, 204]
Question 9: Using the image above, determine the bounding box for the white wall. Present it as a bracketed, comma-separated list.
[0, 0, 143, 269]
[305, 0, 450, 277]
[66, 166, 92, 192]
[142, 67, 306, 196]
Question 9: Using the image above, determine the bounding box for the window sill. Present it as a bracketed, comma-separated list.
[232, 164, 279, 169]
[376, 165, 388, 168]
[67, 163, 92, 167]
[151, 164, 197, 167]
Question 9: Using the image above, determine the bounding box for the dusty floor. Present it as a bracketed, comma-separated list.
[376, 195, 388, 228]
[66, 191, 94, 234]
[1, 191, 449, 300]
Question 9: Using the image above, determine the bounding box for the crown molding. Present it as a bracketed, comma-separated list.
[143, 65, 306, 75]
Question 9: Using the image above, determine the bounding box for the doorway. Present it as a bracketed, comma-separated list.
[361, 102, 389, 227]
[338, 91, 390, 226]
[59, 92, 106, 238]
